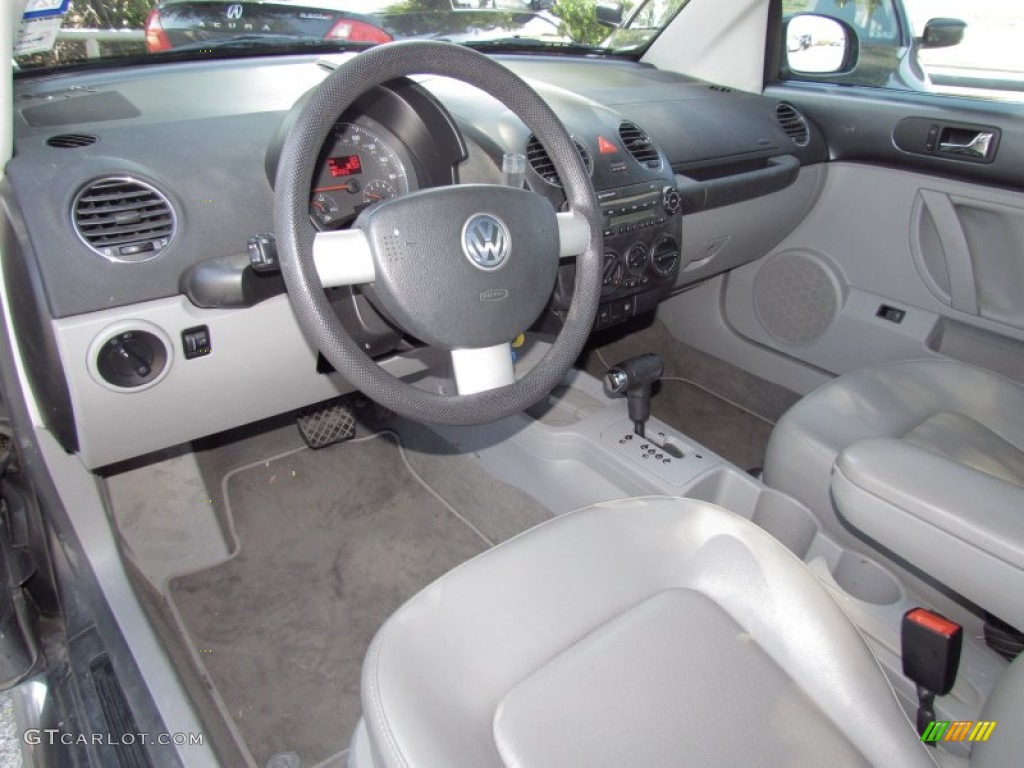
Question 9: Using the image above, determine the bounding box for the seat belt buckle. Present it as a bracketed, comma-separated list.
[902, 607, 963, 695]
[902, 607, 963, 740]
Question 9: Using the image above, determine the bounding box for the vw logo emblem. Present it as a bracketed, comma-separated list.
[462, 214, 510, 271]
[225, 4, 244, 19]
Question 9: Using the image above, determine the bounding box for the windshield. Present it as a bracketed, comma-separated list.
[13, 0, 686, 72]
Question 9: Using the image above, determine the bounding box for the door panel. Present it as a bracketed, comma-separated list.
[722, 161, 1024, 382]
[721, 71, 1024, 383]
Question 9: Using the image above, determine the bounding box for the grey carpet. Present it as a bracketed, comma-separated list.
[583, 318, 800, 470]
[169, 432, 492, 767]
[383, 418, 555, 544]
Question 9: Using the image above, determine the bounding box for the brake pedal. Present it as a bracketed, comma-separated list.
[296, 397, 357, 449]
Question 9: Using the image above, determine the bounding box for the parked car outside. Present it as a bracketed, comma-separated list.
[144, 0, 563, 52]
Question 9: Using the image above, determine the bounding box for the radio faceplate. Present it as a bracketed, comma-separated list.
[599, 183, 666, 238]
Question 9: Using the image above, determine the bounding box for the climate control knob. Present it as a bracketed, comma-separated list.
[650, 235, 681, 278]
[625, 243, 648, 275]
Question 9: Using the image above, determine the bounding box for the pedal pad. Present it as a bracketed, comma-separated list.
[296, 397, 357, 449]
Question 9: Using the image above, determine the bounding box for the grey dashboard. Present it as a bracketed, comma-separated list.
[9, 53, 821, 318]
[4, 50, 825, 465]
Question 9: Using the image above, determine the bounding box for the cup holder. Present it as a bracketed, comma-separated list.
[750, 490, 818, 558]
[832, 552, 902, 605]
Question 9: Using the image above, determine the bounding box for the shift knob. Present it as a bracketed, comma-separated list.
[604, 353, 663, 437]
[604, 353, 663, 395]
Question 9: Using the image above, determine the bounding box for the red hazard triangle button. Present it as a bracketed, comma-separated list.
[597, 136, 618, 154]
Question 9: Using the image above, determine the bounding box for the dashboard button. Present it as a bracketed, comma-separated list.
[182, 326, 212, 359]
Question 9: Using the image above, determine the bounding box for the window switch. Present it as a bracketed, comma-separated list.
[182, 326, 211, 359]
[876, 304, 906, 324]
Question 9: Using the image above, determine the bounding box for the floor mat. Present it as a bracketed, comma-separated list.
[168, 432, 490, 767]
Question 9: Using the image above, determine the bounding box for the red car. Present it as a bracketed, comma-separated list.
[144, 0, 559, 52]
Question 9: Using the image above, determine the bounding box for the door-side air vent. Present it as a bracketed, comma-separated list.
[525, 134, 593, 187]
[776, 103, 810, 147]
[617, 121, 662, 169]
[46, 133, 98, 148]
[72, 177, 175, 262]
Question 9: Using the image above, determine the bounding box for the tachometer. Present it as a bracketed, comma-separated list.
[310, 122, 411, 230]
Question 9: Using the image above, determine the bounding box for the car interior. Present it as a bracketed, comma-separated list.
[3, 0, 1024, 766]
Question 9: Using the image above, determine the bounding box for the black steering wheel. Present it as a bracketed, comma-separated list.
[274, 40, 602, 425]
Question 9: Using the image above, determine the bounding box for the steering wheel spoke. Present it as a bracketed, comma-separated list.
[314, 229, 375, 287]
[450, 343, 515, 395]
[556, 211, 590, 259]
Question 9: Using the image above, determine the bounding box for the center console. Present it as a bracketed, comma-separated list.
[593, 182, 682, 330]
[544, 179, 682, 332]
[531, 121, 683, 333]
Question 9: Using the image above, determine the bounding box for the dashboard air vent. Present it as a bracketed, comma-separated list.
[617, 121, 661, 169]
[72, 177, 175, 262]
[708, 84, 733, 93]
[525, 134, 592, 187]
[47, 133, 98, 148]
[776, 103, 810, 147]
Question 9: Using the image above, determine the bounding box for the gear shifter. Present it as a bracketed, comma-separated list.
[603, 353, 664, 438]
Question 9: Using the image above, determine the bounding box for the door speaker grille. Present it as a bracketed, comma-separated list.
[753, 251, 841, 345]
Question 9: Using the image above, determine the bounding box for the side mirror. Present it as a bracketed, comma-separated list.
[919, 18, 966, 49]
[595, 2, 624, 28]
[784, 14, 854, 75]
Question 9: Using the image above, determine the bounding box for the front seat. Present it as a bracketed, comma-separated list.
[763, 359, 1024, 631]
[348, 497, 936, 767]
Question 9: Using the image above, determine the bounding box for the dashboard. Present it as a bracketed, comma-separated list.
[4, 51, 827, 467]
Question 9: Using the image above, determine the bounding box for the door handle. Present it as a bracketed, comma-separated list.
[939, 131, 995, 159]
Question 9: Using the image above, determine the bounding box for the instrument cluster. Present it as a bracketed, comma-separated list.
[309, 121, 414, 230]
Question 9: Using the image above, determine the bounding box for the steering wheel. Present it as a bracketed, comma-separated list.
[274, 40, 602, 425]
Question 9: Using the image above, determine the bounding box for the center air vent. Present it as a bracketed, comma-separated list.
[72, 177, 175, 262]
[525, 134, 593, 187]
[776, 103, 810, 147]
[617, 121, 661, 169]
[47, 133, 98, 148]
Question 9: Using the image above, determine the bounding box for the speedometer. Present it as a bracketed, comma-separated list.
[310, 122, 411, 229]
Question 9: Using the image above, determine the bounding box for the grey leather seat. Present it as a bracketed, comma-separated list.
[764, 359, 1024, 630]
[350, 497, 937, 767]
